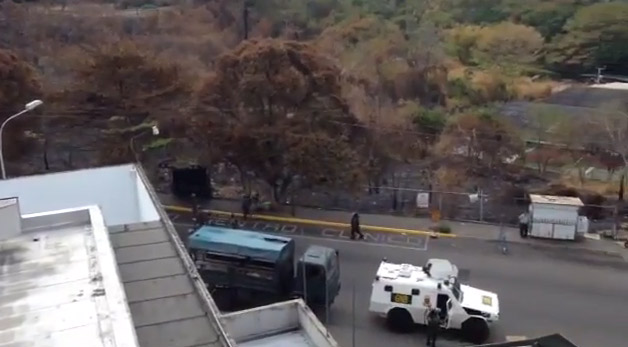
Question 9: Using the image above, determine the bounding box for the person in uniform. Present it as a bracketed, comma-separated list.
[242, 194, 252, 220]
[518, 212, 530, 238]
[426, 307, 441, 347]
[350, 212, 364, 240]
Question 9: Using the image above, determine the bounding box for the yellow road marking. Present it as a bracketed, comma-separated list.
[163, 205, 457, 238]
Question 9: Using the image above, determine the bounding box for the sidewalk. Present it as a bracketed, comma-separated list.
[158, 193, 628, 258]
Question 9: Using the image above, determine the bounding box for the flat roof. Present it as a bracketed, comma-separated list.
[109, 221, 229, 347]
[189, 226, 292, 262]
[529, 194, 584, 206]
[221, 299, 337, 347]
[0, 164, 234, 347]
[0, 206, 138, 347]
[239, 331, 314, 347]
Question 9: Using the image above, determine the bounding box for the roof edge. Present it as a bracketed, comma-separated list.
[133, 164, 236, 347]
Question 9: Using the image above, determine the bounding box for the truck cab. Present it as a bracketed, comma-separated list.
[295, 245, 341, 306]
[369, 260, 499, 344]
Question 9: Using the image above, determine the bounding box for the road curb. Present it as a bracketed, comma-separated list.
[164, 205, 457, 238]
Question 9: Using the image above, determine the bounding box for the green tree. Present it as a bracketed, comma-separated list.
[447, 22, 543, 70]
[474, 22, 544, 68]
[439, 0, 509, 24]
[517, 2, 579, 39]
[192, 39, 364, 203]
[413, 107, 446, 140]
[547, 2, 628, 74]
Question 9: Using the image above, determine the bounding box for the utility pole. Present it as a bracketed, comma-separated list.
[596, 66, 606, 84]
[479, 187, 484, 221]
[351, 279, 356, 347]
[301, 260, 307, 303]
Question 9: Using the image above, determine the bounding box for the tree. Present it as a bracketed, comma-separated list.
[192, 39, 364, 203]
[434, 110, 523, 170]
[0, 49, 42, 161]
[440, 0, 509, 24]
[591, 103, 628, 195]
[69, 40, 190, 165]
[473, 22, 544, 68]
[517, 1, 579, 39]
[527, 104, 569, 174]
[554, 116, 596, 185]
[446, 22, 543, 73]
[547, 2, 628, 75]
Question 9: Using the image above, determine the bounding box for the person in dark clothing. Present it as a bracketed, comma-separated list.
[426, 308, 441, 347]
[242, 194, 252, 220]
[350, 212, 364, 240]
[191, 193, 201, 227]
[229, 213, 239, 229]
[251, 191, 260, 211]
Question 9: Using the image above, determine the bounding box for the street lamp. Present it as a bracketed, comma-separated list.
[130, 124, 160, 162]
[0, 99, 44, 179]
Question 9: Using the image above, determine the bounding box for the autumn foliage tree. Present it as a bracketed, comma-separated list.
[70, 40, 190, 165]
[0, 49, 42, 161]
[192, 39, 364, 202]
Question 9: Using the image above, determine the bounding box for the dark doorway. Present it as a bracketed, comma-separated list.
[437, 294, 449, 319]
[171, 165, 212, 199]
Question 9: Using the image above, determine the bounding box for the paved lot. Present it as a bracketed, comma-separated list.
[171, 213, 628, 347]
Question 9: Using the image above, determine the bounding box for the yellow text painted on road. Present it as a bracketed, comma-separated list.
[164, 205, 457, 238]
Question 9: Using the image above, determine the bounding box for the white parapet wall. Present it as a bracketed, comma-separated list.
[221, 299, 338, 347]
[0, 164, 159, 227]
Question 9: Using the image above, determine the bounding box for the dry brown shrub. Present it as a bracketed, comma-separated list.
[510, 78, 554, 100]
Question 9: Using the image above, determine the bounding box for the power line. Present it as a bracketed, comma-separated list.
[1, 104, 619, 149]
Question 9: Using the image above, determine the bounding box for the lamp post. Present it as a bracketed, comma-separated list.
[0, 99, 43, 179]
[129, 124, 160, 162]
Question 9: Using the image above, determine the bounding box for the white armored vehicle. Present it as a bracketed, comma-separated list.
[369, 258, 499, 344]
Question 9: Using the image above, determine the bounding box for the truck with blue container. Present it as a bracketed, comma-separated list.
[187, 225, 341, 311]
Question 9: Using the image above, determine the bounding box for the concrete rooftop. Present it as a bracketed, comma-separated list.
[0, 205, 138, 347]
[0, 164, 234, 347]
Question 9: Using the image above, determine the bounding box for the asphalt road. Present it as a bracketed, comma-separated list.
[169, 213, 628, 347]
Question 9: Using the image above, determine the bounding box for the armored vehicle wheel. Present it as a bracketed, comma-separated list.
[386, 308, 414, 333]
[461, 317, 489, 344]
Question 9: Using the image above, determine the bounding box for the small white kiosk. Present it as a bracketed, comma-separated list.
[529, 194, 589, 240]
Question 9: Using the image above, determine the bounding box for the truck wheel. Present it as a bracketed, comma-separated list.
[386, 308, 414, 333]
[461, 318, 489, 344]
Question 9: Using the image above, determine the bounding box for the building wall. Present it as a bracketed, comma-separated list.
[0, 164, 159, 226]
[531, 203, 579, 239]
[0, 198, 21, 240]
[135, 170, 160, 222]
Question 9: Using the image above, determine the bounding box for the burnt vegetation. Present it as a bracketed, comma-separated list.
[1, 0, 628, 215]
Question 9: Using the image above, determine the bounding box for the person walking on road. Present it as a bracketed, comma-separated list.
[191, 193, 201, 228]
[518, 211, 530, 238]
[350, 212, 364, 240]
[242, 194, 252, 220]
[426, 307, 441, 347]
